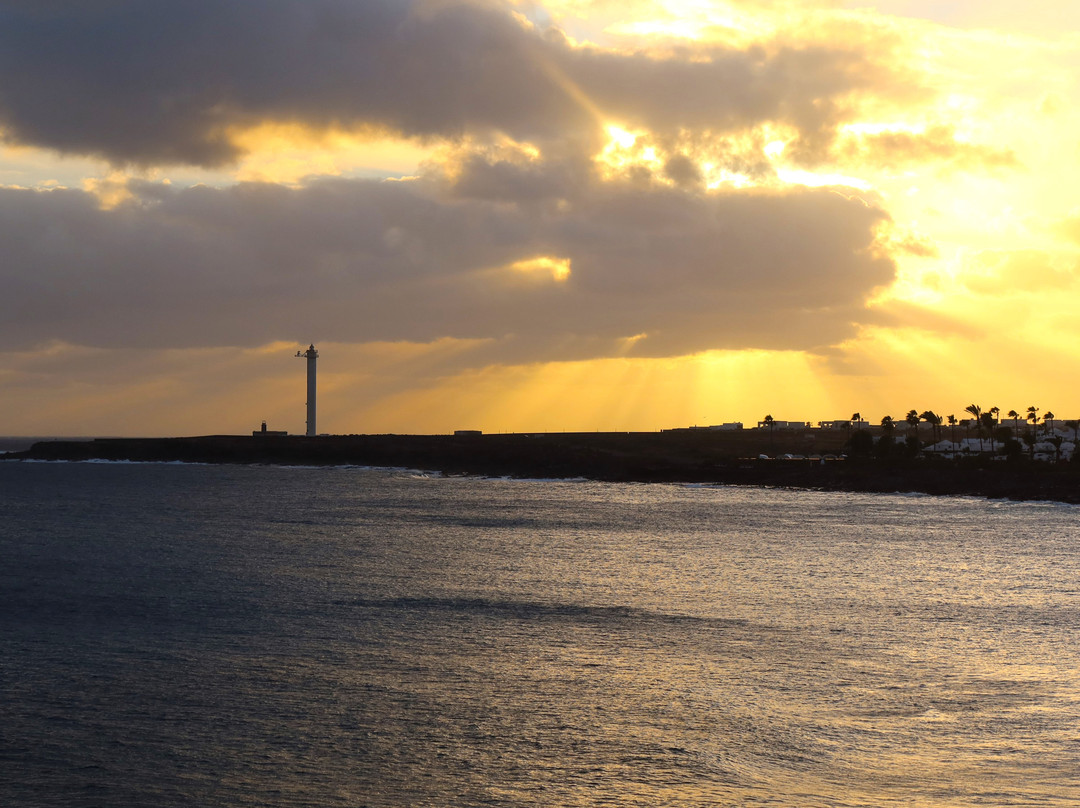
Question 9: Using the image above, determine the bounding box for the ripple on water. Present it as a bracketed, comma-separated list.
[1, 463, 1078, 806]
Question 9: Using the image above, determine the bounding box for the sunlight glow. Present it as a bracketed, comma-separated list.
[776, 168, 873, 191]
[841, 122, 926, 137]
[599, 0, 772, 46]
[596, 124, 668, 180]
[352, 349, 842, 434]
[606, 18, 714, 40]
[6, 0, 1080, 435]
[703, 167, 754, 190]
[82, 173, 137, 209]
[617, 333, 649, 355]
[228, 122, 434, 184]
[510, 256, 572, 282]
[606, 125, 639, 149]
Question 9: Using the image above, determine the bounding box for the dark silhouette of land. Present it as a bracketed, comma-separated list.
[8, 431, 1080, 503]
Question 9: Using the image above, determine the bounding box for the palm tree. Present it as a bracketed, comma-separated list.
[898, 409, 918, 454]
[1027, 406, 1039, 457]
[980, 412, 997, 455]
[905, 409, 919, 433]
[920, 410, 942, 445]
[1045, 411, 1056, 436]
[851, 412, 862, 431]
[948, 414, 958, 447]
[878, 415, 895, 457]
[763, 414, 775, 447]
[990, 406, 1000, 425]
[1022, 430, 1037, 457]
[964, 404, 983, 451]
[1007, 409, 1021, 436]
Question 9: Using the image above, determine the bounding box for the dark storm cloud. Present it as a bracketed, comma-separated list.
[0, 172, 893, 357]
[0, 0, 889, 166]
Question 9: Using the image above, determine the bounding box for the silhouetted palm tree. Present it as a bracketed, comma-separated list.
[763, 414, 775, 447]
[877, 415, 895, 457]
[980, 412, 997, 455]
[1007, 409, 1021, 436]
[1027, 406, 1040, 457]
[1045, 411, 1056, 435]
[947, 414, 958, 448]
[905, 409, 919, 433]
[920, 410, 942, 444]
[965, 404, 983, 451]
[1022, 431, 1037, 457]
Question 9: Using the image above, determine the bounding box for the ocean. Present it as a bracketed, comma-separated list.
[2, 460, 1078, 807]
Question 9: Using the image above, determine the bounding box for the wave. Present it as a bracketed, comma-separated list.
[475, 475, 590, 483]
[337, 595, 750, 629]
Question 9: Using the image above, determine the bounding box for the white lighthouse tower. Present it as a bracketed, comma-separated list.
[295, 344, 318, 436]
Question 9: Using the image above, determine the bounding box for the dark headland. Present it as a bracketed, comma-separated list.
[7, 431, 1080, 503]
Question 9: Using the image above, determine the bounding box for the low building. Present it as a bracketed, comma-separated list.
[818, 419, 870, 430]
[253, 421, 288, 437]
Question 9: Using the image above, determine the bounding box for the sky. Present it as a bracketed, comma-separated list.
[2, 0, 1079, 436]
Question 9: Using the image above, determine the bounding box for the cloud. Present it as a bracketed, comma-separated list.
[1052, 212, 1080, 246]
[857, 299, 984, 340]
[882, 229, 938, 258]
[0, 0, 898, 168]
[0, 168, 892, 359]
[836, 124, 1019, 172]
[958, 249, 1078, 295]
[662, 154, 703, 188]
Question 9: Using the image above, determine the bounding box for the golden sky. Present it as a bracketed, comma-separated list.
[2, 0, 1078, 436]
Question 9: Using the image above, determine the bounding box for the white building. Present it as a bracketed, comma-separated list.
[818, 419, 870, 430]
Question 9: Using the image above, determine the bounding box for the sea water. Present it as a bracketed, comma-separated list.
[1, 460, 1078, 807]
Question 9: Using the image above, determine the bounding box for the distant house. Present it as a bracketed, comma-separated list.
[756, 420, 810, 430]
[818, 419, 869, 430]
[454, 429, 483, 436]
[924, 436, 1075, 461]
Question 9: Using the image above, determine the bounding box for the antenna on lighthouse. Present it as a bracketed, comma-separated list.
[295, 344, 318, 436]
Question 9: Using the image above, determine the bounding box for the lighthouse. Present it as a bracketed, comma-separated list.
[295, 344, 318, 436]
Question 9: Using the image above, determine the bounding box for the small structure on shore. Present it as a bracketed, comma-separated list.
[253, 421, 288, 437]
[755, 420, 810, 430]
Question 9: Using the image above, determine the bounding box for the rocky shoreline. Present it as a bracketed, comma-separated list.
[7, 432, 1080, 504]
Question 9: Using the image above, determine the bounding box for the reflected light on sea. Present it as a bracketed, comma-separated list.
[1, 462, 1078, 807]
